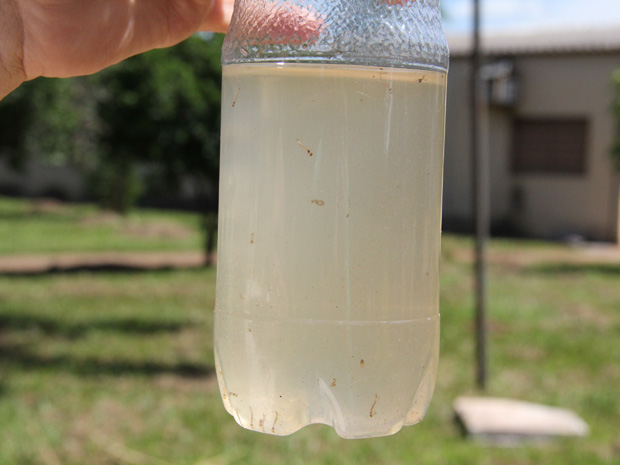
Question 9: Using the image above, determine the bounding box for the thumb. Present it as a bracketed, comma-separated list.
[207, 1, 322, 44]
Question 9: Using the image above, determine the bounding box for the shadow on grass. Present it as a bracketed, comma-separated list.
[0, 312, 193, 339]
[0, 264, 209, 276]
[524, 263, 620, 276]
[0, 342, 213, 379]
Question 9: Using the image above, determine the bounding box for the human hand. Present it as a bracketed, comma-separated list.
[0, 0, 234, 100]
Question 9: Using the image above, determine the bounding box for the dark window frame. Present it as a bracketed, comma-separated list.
[511, 117, 589, 175]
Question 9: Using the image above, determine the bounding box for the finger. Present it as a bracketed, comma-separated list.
[218, 1, 322, 45]
[20, 0, 216, 79]
[257, 2, 322, 44]
[199, 0, 234, 33]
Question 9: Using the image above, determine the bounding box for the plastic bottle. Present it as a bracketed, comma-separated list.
[214, 0, 449, 439]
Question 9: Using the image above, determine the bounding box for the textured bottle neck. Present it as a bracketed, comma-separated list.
[222, 0, 449, 72]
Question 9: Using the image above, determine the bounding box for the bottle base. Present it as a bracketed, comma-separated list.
[214, 312, 439, 439]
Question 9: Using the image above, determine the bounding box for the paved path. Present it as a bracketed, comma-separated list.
[0, 251, 210, 274]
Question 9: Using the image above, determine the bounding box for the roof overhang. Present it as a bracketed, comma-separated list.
[447, 25, 620, 58]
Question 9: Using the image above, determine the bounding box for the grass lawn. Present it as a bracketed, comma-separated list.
[0, 196, 204, 254]
[0, 198, 619, 464]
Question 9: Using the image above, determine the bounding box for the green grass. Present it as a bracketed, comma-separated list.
[0, 196, 204, 254]
[0, 197, 619, 464]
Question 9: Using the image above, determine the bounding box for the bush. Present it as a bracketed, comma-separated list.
[91, 160, 143, 214]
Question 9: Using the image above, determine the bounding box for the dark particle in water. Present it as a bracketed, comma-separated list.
[370, 394, 378, 418]
[297, 138, 313, 156]
[232, 87, 240, 107]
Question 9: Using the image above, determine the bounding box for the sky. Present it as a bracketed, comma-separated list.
[442, 0, 620, 32]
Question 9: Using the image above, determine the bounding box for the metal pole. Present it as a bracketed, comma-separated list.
[470, 0, 489, 390]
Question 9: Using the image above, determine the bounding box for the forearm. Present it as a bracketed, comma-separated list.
[0, 0, 26, 101]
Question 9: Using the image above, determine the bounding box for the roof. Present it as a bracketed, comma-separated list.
[447, 25, 620, 57]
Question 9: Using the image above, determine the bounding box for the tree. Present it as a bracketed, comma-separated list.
[0, 76, 93, 174]
[91, 34, 223, 219]
[0, 34, 224, 263]
[90, 34, 223, 263]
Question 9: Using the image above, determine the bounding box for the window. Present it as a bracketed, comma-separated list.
[512, 118, 588, 174]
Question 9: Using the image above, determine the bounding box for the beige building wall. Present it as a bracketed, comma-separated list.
[444, 53, 620, 242]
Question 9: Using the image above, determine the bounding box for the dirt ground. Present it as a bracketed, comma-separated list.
[1, 240, 618, 275]
[0, 250, 211, 274]
[452, 243, 620, 268]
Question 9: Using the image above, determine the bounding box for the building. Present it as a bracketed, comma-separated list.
[444, 26, 620, 243]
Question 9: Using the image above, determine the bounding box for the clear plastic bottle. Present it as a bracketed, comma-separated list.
[214, 0, 449, 439]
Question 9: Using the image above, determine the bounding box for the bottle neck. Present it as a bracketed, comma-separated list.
[222, 0, 449, 72]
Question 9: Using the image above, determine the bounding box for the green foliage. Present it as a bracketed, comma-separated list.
[91, 34, 223, 209]
[0, 77, 90, 171]
[0, 34, 223, 214]
[0, 83, 32, 169]
[90, 160, 143, 214]
[613, 70, 620, 172]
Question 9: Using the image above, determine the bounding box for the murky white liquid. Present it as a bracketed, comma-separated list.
[215, 64, 447, 438]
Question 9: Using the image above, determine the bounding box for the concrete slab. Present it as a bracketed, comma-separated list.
[454, 396, 589, 445]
